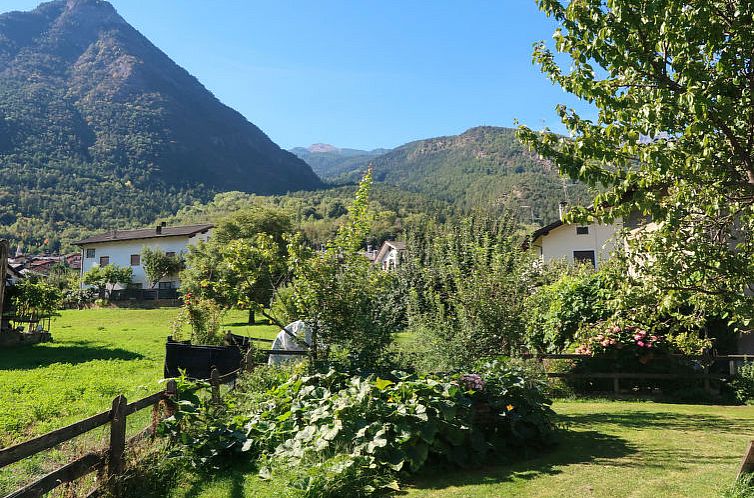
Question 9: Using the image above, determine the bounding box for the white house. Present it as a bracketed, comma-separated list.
[75, 223, 213, 289]
[374, 241, 406, 270]
[530, 218, 622, 269]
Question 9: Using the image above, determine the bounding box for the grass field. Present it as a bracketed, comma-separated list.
[3, 308, 754, 497]
[170, 401, 754, 498]
[0, 306, 278, 494]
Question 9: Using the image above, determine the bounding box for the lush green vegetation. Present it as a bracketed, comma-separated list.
[331, 126, 596, 223]
[518, 0, 754, 339]
[0, 0, 321, 254]
[0, 306, 278, 495]
[0, 307, 277, 446]
[166, 400, 754, 498]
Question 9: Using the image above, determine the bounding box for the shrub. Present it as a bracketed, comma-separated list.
[403, 215, 533, 370]
[159, 358, 556, 495]
[171, 294, 224, 345]
[732, 363, 754, 404]
[523, 269, 611, 353]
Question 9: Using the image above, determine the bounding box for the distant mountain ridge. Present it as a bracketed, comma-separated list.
[299, 127, 594, 224]
[0, 0, 322, 251]
[290, 144, 389, 179]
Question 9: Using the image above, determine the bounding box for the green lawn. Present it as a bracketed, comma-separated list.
[171, 401, 754, 498]
[3, 309, 753, 497]
[0, 306, 279, 494]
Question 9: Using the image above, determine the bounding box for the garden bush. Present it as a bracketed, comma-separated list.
[159, 357, 556, 496]
[732, 363, 754, 404]
[171, 294, 224, 345]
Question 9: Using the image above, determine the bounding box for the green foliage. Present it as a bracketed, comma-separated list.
[403, 215, 534, 370]
[171, 295, 224, 346]
[82, 264, 133, 299]
[523, 268, 612, 353]
[180, 206, 293, 319]
[286, 170, 402, 367]
[518, 0, 754, 332]
[732, 363, 754, 405]
[331, 127, 595, 223]
[159, 360, 555, 495]
[0, 1, 320, 253]
[724, 473, 754, 498]
[141, 247, 183, 289]
[10, 280, 62, 320]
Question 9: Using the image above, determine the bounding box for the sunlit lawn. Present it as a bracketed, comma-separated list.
[172, 401, 754, 498]
[0, 306, 278, 494]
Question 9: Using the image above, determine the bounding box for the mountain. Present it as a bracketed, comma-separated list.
[323, 126, 594, 225]
[0, 0, 322, 252]
[291, 144, 389, 179]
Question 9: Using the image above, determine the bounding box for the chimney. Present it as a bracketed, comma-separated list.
[161, 221, 167, 227]
[156, 225, 162, 235]
[558, 201, 568, 220]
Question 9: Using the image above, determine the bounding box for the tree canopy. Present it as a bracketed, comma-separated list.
[518, 0, 754, 330]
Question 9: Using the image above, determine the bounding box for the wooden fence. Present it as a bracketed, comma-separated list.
[0, 343, 310, 498]
[525, 353, 754, 394]
[0, 367, 239, 498]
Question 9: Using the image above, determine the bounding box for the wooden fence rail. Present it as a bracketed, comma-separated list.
[526, 353, 754, 394]
[0, 362, 249, 498]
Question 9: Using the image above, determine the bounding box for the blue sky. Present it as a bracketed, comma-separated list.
[2, 1, 595, 150]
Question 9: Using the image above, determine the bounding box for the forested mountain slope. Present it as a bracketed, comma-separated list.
[326, 127, 594, 224]
[0, 0, 321, 252]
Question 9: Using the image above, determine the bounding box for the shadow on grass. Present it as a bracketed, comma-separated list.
[179, 461, 254, 498]
[560, 410, 754, 435]
[0, 341, 144, 370]
[406, 429, 636, 492]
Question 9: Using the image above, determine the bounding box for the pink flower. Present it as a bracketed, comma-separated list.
[634, 334, 643, 341]
[613, 326, 621, 333]
[601, 340, 610, 347]
[646, 342, 653, 348]
[637, 341, 645, 347]
[596, 334, 605, 341]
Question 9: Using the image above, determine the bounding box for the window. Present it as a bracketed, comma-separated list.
[165, 251, 176, 258]
[86, 248, 95, 258]
[158, 281, 175, 289]
[573, 250, 596, 268]
[576, 226, 589, 235]
[130, 254, 140, 266]
[99, 256, 110, 266]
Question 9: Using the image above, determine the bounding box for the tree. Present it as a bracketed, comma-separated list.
[142, 246, 183, 288]
[83, 264, 132, 299]
[181, 206, 294, 324]
[403, 215, 533, 370]
[286, 169, 402, 367]
[517, 0, 754, 331]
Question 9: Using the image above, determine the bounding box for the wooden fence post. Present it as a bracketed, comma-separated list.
[210, 368, 220, 404]
[613, 376, 620, 394]
[739, 440, 754, 478]
[244, 349, 255, 372]
[164, 379, 177, 417]
[108, 395, 127, 478]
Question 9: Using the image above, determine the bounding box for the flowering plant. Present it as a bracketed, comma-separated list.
[574, 323, 665, 356]
[459, 373, 485, 391]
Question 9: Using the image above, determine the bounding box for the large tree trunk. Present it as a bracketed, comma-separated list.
[248, 308, 255, 325]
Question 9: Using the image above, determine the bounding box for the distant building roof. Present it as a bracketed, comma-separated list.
[384, 241, 406, 251]
[74, 224, 214, 246]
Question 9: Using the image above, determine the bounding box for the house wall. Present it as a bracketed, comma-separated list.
[535, 220, 621, 269]
[79, 231, 210, 289]
[376, 248, 402, 270]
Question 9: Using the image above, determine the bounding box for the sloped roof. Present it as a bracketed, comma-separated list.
[531, 219, 565, 241]
[74, 224, 214, 246]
